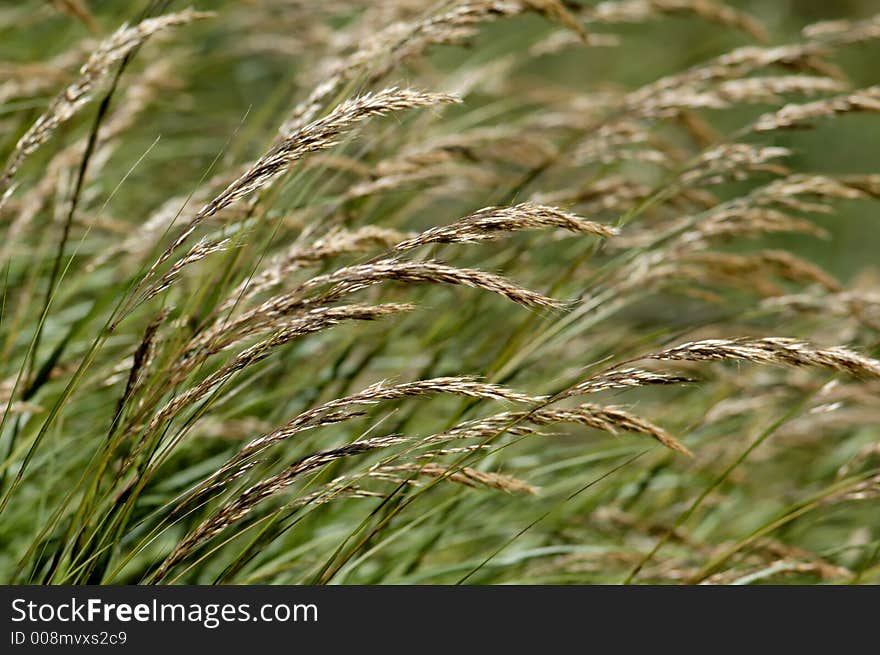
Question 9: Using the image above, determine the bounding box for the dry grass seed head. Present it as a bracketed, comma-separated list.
[0, 8, 212, 195]
[649, 338, 880, 378]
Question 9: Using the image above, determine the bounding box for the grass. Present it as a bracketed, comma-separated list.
[1, 0, 879, 585]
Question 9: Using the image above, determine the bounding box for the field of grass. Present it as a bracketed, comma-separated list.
[1, 0, 879, 585]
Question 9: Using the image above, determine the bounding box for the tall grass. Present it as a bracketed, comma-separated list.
[1, 0, 879, 584]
